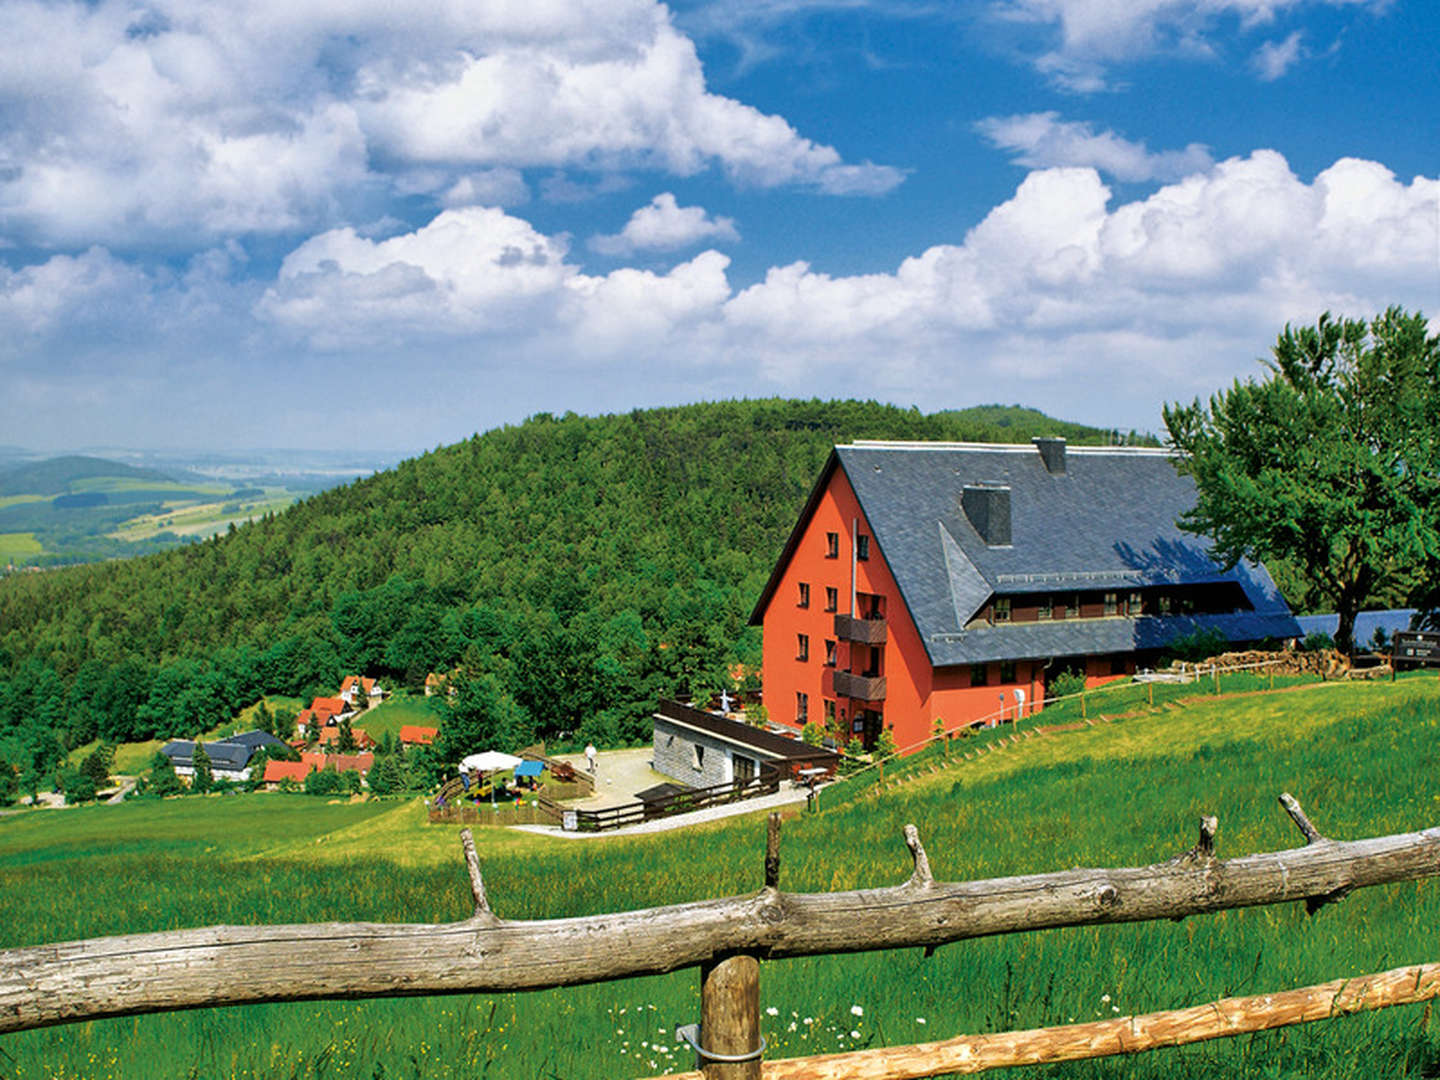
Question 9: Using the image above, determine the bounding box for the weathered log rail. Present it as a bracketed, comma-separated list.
[641, 960, 1440, 1080]
[1, 793, 1436, 1039]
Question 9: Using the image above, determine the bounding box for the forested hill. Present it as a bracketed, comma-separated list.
[0, 400, 1144, 763]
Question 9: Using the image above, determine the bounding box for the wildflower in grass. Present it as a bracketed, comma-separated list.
[916, 1018, 927, 1025]
[766, 1006, 779, 1016]
[850, 1030, 861, 1039]
[1100, 994, 1111, 1003]
[851, 1005, 864, 1017]
[803, 1017, 813, 1025]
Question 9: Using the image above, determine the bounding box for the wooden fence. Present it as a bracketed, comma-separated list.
[425, 799, 556, 827]
[1, 794, 1437, 1080]
[547, 766, 783, 832]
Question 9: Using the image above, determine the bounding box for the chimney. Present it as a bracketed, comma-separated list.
[961, 484, 1011, 546]
[1033, 436, 1067, 475]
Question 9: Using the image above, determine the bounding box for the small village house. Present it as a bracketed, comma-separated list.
[160, 730, 286, 784]
[296, 696, 351, 738]
[652, 699, 840, 788]
[338, 675, 386, 709]
[399, 725, 438, 747]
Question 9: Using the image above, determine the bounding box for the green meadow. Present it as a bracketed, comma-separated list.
[2, 678, 1439, 1079]
[355, 695, 445, 741]
[0, 531, 43, 559]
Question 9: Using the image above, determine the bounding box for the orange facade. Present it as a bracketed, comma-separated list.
[759, 467, 1056, 752]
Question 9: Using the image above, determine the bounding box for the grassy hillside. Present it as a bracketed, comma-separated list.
[0, 400, 1142, 764]
[0, 679, 1436, 1078]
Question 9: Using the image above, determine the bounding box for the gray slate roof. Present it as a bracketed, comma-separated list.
[758, 441, 1300, 667]
[160, 730, 284, 771]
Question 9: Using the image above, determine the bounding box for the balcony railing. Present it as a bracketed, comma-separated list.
[833, 670, 887, 701]
[834, 613, 887, 644]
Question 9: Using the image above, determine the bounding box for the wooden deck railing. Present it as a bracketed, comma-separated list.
[1, 794, 1437, 1080]
[555, 766, 784, 832]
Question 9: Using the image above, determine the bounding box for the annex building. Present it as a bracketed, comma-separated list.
[750, 438, 1302, 751]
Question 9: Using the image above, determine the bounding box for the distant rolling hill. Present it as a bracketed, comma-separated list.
[0, 455, 179, 496]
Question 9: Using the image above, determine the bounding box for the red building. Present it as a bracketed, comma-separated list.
[750, 438, 1300, 752]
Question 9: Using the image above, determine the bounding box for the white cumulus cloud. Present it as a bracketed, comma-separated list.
[250, 151, 1437, 412]
[8, 149, 1432, 446]
[975, 113, 1214, 182]
[0, 0, 900, 251]
[590, 194, 739, 255]
[1251, 31, 1306, 80]
[258, 204, 733, 353]
[990, 0, 1377, 91]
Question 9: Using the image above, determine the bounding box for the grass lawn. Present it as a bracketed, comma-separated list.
[0, 531, 43, 558]
[354, 693, 445, 741]
[2, 677, 1438, 1079]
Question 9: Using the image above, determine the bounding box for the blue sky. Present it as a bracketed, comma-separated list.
[2, 0, 1436, 452]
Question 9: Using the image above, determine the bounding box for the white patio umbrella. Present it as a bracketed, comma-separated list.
[459, 751, 524, 805]
[461, 751, 523, 773]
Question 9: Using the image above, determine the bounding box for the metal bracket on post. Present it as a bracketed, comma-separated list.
[675, 1023, 767, 1064]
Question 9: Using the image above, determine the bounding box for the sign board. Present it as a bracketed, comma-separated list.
[1391, 631, 1440, 673]
[562, 811, 578, 832]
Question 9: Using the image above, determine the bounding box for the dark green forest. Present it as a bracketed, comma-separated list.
[0, 400, 1136, 782]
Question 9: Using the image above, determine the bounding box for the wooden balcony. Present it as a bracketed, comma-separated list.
[833, 670, 887, 701]
[834, 613, 888, 644]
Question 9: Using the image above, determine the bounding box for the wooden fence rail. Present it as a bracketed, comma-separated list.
[564, 767, 783, 832]
[641, 960, 1440, 1080]
[1, 792, 1437, 1044]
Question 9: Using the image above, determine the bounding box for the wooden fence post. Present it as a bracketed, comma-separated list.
[1147, 683, 1154, 706]
[699, 953, 761, 1080]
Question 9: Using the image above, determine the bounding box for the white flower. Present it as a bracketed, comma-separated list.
[850, 1029, 861, 1039]
[787, 1022, 797, 1032]
[1100, 994, 1111, 1004]
[916, 1017, 927, 1024]
[851, 1005, 864, 1017]
[766, 1006, 779, 1016]
[803, 1017, 813, 1025]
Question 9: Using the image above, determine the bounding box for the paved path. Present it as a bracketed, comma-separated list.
[106, 777, 138, 804]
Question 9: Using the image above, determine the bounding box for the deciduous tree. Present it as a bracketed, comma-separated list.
[1164, 308, 1440, 654]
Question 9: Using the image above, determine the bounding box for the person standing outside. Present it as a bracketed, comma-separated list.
[584, 743, 597, 774]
